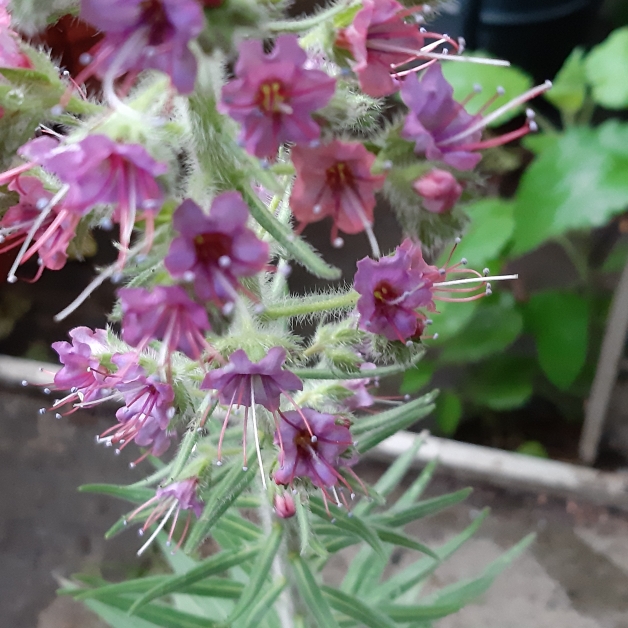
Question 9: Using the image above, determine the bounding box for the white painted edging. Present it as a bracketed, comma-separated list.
[3, 355, 628, 510]
[370, 431, 628, 510]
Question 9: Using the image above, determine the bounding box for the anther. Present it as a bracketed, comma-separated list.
[529, 121, 538, 132]
[496, 86, 505, 96]
[50, 105, 64, 116]
[36, 198, 49, 210]
[404, 394, 411, 401]
[138, 529, 144, 536]
[114, 449, 121, 455]
[216, 460, 223, 466]
[439, 268, 446, 275]
[483, 268, 490, 276]
[21, 380, 28, 387]
[461, 258, 468, 265]
[333, 237, 344, 249]
[242, 466, 248, 472]
[486, 288, 493, 296]
[331, 517, 336, 523]
[55, 413, 62, 419]
[183, 271, 195, 282]
[218, 256, 231, 270]
[253, 303, 266, 315]
[454, 237, 461, 244]
[79, 53, 93, 65]
[38, 408, 46, 415]
[473, 83, 482, 93]
[311, 435, 318, 443]
[313, 204, 322, 215]
[8, 274, 18, 284]
[432, 333, 439, 339]
[43, 388, 51, 395]
[405, 340, 413, 347]
[222, 302, 235, 316]
[129, 462, 136, 469]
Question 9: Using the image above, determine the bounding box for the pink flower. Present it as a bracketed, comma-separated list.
[354, 239, 438, 342]
[273, 408, 356, 490]
[219, 35, 336, 158]
[79, 0, 204, 93]
[273, 492, 296, 519]
[164, 193, 269, 306]
[0, 1, 31, 69]
[339, 0, 424, 97]
[413, 168, 462, 213]
[290, 140, 385, 243]
[119, 285, 212, 361]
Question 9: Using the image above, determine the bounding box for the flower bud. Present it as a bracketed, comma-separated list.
[274, 492, 296, 519]
[413, 169, 463, 214]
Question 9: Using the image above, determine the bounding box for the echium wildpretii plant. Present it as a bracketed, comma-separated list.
[0, 0, 546, 626]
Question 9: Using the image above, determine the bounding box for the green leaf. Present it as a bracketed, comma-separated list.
[238, 577, 287, 628]
[428, 300, 479, 345]
[184, 458, 258, 551]
[439, 293, 523, 364]
[322, 586, 398, 628]
[516, 441, 549, 458]
[228, 524, 283, 623]
[309, 498, 385, 560]
[290, 554, 341, 628]
[511, 123, 628, 256]
[441, 54, 533, 124]
[78, 484, 154, 504]
[373, 488, 472, 528]
[545, 47, 588, 116]
[392, 460, 438, 512]
[373, 510, 489, 604]
[400, 361, 435, 395]
[585, 27, 628, 109]
[82, 599, 161, 628]
[128, 545, 260, 614]
[435, 391, 462, 436]
[438, 198, 515, 267]
[466, 355, 534, 410]
[295, 494, 312, 556]
[524, 291, 589, 389]
[374, 527, 438, 558]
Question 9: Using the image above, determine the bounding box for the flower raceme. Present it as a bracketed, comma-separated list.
[78, 0, 204, 95]
[219, 35, 336, 159]
[164, 193, 269, 308]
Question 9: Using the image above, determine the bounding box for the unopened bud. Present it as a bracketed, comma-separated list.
[274, 493, 296, 519]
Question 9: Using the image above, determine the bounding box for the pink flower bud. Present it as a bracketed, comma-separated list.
[274, 493, 296, 519]
[413, 169, 462, 214]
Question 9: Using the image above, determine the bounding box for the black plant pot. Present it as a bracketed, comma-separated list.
[431, 0, 602, 80]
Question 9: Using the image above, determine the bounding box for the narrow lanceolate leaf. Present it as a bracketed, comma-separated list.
[184, 457, 258, 552]
[295, 493, 312, 556]
[128, 545, 260, 614]
[87, 595, 217, 628]
[374, 527, 438, 559]
[309, 498, 385, 559]
[322, 586, 398, 628]
[373, 509, 489, 603]
[228, 524, 283, 623]
[72, 575, 166, 600]
[239, 577, 287, 628]
[381, 534, 534, 621]
[291, 350, 425, 381]
[83, 599, 163, 628]
[290, 554, 341, 628]
[242, 186, 341, 280]
[341, 545, 387, 596]
[214, 512, 263, 543]
[392, 459, 438, 513]
[78, 483, 154, 504]
[373, 489, 472, 528]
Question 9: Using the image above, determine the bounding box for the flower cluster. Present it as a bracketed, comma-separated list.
[0, 0, 550, 556]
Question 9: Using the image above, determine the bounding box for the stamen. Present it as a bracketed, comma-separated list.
[250, 381, 267, 490]
[434, 273, 517, 287]
[137, 501, 178, 556]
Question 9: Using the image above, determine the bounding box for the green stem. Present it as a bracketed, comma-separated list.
[262, 290, 358, 320]
[267, 1, 353, 33]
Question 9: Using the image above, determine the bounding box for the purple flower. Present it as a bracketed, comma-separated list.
[219, 35, 336, 158]
[201, 347, 303, 412]
[0, 2, 31, 69]
[164, 193, 269, 305]
[273, 492, 296, 518]
[354, 240, 438, 342]
[400, 64, 483, 171]
[19, 135, 167, 265]
[273, 408, 356, 490]
[80, 0, 204, 93]
[119, 285, 211, 360]
[103, 354, 175, 458]
[127, 477, 203, 554]
[343, 363, 377, 411]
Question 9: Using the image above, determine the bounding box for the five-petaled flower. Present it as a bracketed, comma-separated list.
[290, 140, 385, 246]
[164, 193, 269, 306]
[220, 35, 336, 158]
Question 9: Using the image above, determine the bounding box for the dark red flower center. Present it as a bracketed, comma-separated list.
[373, 280, 399, 303]
[257, 80, 290, 114]
[194, 232, 233, 265]
[294, 430, 317, 452]
[325, 161, 354, 193]
[140, 0, 172, 45]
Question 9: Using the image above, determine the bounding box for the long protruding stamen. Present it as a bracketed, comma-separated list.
[7, 184, 69, 283]
[136, 501, 177, 556]
[250, 381, 267, 490]
[434, 273, 517, 287]
[438, 81, 552, 147]
[216, 388, 238, 465]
